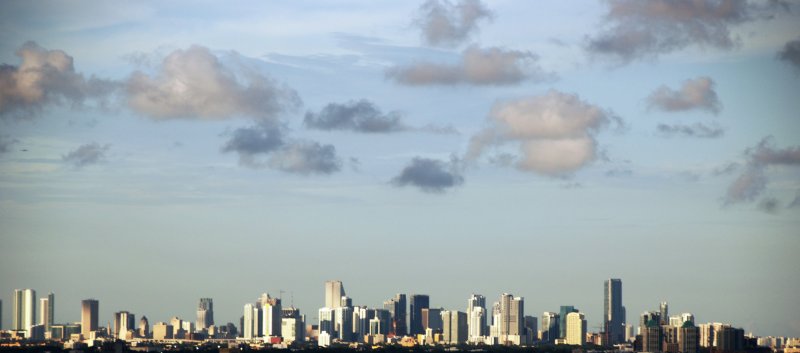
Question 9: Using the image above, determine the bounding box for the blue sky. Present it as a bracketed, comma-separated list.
[1, 0, 799, 338]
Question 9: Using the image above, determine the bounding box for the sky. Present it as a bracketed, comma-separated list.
[1, 0, 799, 339]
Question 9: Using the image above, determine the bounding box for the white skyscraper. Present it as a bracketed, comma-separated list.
[467, 294, 487, 342]
[325, 281, 345, 309]
[13, 289, 36, 337]
[319, 307, 335, 338]
[243, 303, 260, 339]
[566, 312, 586, 346]
[259, 294, 282, 338]
[197, 298, 214, 331]
[38, 293, 54, 332]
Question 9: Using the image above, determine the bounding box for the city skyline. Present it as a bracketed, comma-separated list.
[1, 0, 799, 342]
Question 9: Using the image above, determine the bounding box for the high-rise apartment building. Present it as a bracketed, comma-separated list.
[409, 294, 430, 335]
[442, 310, 468, 344]
[152, 322, 173, 340]
[197, 298, 214, 331]
[13, 289, 36, 336]
[39, 293, 54, 332]
[421, 308, 443, 333]
[81, 299, 98, 337]
[467, 294, 487, 341]
[565, 312, 586, 346]
[243, 303, 260, 339]
[354, 307, 376, 339]
[334, 306, 353, 341]
[383, 294, 407, 336]
[281, 307, 304, 343]
[498, 294, 524, 345]
[678, 322, 699, 353]
[325, 281, 345, 309]
[604, 279, 624, 345]
[114, 311, 134, 340]
[660, 301, 669, 325]
[318, 307, 335, 338]
[260, 294, 282, 338]
[559, 306, 577, 339]
[642, 318, 662, 353]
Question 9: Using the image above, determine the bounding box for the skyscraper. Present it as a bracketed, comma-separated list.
[197, 298, 214, 331]
[421, 308, 443, 332]
[81, 299, 99, 337]
[442, 310, 468, 344]
[325, 280, 345, 309]
[260, 294, 282, 338]
[0, 299, 3, 330]
[565, 312, 586, 346]
[114, 311, 134, 340]
[558, 306, 577, 339]
[383, 294, 407, 336]
[38, 293, 54, 332]
[498, 294, 524, 345]
[243, 303, 260, 339]
[13, 289, 36, 336]
[660, 301, 669, 326]
[467, 294, 487, 341]
[604, 279, 624, 345]
[139, 316, 150, 338]
[409, 294, 429, 335]
[541, 312, 559, 344]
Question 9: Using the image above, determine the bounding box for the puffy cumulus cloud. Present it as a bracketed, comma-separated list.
[391, 157, 464, 193]
[268, 141, 341, 175]
[777, 37, 800, 71]
[656, 122, 724, 138]
[647, 77, 721, 114]
[62, 142, 110, 168]
[467, 90, 619, 176]
[127, 45, 300, 120]
[587, 0, 788, 62]
[647, 77, 722, 114]
[304, 100, 404, 133]
[386, 46, 552, 86]
[221, 122, 341, 175]
[0, 41, 119, 119]
[414, 0, 493, 47]
[725, 137, 800, 204]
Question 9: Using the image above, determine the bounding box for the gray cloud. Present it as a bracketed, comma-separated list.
[386, 46, 552, 86]
[392, 157, 464, 193]
[605, 168, 634, 177]
[414, 0, 493, 47]
[789, 192, 800, 209]
[711, 161, 740, 176]
[221, 123, 341, 175]
[777, 37, 800, 71]
[0, 41, 120, 119]
[304, 100, 404, 133]
[62, 142, 110, 167]
[647, 77, 721, 114]
[656, 122, 724, 138]
[127, 45, 300, 120]
[757, 197, 780, 214]
[0, 135, 18, 154]
[725, 137, 800, 204]
[467, 90, 619, 176]
[587, 0, 788, 63]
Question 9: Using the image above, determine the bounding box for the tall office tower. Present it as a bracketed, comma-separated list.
[421, 308, 443, 333]
[259, 294, 282, 338]
[139, 316, 150, 338]
[281, 307, 304, 343]
[340, 296, 353, 308]
[441, 310, 468, 344]
[81, 299, 99, 337]
[197, 298, 214, 331]
[374, 309, 391, 336]
[642, 319, 662, 353]
[354, 307, 376, 339]
[558, 306, 577, 338]
[541, 312, 559, 344]
[13, 289, 36, 336]
[114, 311, 134, 340]
[325, 280, 345, 309]
[625, 324, 634, 342]
[318, 307, 336, 338]
[565, 312, 587, 346]
[523, 316, 537, 344]
[383, 294, 407, 336]
[152, 322, 173, 340]
[39, 293, 54, 331]
[604, 279, 624, 345]
[678, 322, 700, 353]
[334, 306, 353, 341]
[169, 317, 184, 337]
[369, 317, 382, 336]
[409, 294, 430, 335]
[243, 303, 261, 339]
[660, 302, 669, 325]
[467, 294, 487, 341]
[498, 294, 524, 345]
[640, 311, 661, 332]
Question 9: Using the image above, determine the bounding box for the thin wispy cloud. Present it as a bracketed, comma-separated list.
[0, 41, 120, 119]
[725, 137, 800, 205]
[656, 122, 724, 138]
[586, 0, 788, 63]
[62, 142, 110, 168]
[414, 0, 493, 47]
[647, 77, 722, 114]
[386, 46, 553, 86]
[127, 45, 301, 121]
[391, 156, 464, 193]
[467, 90, 621, 176]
